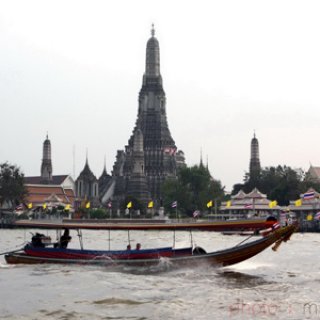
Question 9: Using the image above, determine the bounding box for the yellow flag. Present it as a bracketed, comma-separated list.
[307, 214, 313, 221]
[226, 201, 231, 208]
[207, 200, 213, 208]
[148, 201, 153, 208]
[28, 203, 33, 209]
[269, 200, 278, 208]
[295, 199, 302, 207]
[127, 201, 132, 209]
[65, 204, 71, 211]
[43, 203, 47, 209]
[85, 201, 91, 209]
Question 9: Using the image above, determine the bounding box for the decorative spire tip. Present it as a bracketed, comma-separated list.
[151, 23, 155, 37]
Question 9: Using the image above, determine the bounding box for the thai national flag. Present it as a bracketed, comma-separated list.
[244, 203, 253, 209]
[272, 222, 281, 230]
[15, 204, 24, 211]
[171, 201, 177, 208]
[303, 191, 315, 200]
[315, 212, 320, 220]
[193, 210, 200, 218]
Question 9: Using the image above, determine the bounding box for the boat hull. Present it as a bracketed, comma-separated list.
[22, 245, 192, 260]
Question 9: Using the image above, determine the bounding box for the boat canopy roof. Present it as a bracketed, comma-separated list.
[13, 219, 273, 231]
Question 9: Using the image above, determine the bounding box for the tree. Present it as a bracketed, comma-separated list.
[161, 165, 225, 216]
[0, 162, 27, 209]
[89, 208, 108, 219]
[231, 165, 320, 206]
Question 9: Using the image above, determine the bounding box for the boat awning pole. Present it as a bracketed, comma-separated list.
[77, 229, 83, 250]
[173, 229, 176, 248]
[189, 230, 193, 248]
[127, 230, 131, 245]
[108, 229, 111, 251]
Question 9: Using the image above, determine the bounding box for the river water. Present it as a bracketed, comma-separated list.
[0, 229, 319, 320]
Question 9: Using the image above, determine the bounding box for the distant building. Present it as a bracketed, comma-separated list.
[249, 132, 261, 182]
[40, 134, 53, 183]
[101, 26, 185, 211]
[288, 188, 320, 231]
[307, 165, 320, 183]
[98, 160, 112, 204]
[24, 135, 75, 212]
[221, 188, 280, 217]
[75, 157, 100, 208]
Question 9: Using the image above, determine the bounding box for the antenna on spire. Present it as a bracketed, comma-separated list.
[46, 131, 48, 139]
[151, 23, 155, 37]
[253, 129, 256, 138]
[104, 154, 107, 173]
[73, 145, 76, 180]
[200, 147, 203, 166]
[86, 148, 88, 165]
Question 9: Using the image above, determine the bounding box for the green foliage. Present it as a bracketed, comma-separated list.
[89, 208, 108, 219]
[0, 162, 27, 208]
[232, 165, 320, 206]
[161, 165, 225, 215]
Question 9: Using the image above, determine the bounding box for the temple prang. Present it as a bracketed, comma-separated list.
[101, 26, 185, 211]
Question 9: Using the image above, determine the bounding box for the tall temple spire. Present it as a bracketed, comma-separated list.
[108, 27, 185, 209]
[144, 24, 161, 78]
[41, 134, 53, 183]
[126, 129, 150, 204]
[249, 131, 261, 182]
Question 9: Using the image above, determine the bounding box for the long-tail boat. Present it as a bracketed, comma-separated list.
[4, 223, 296, 268]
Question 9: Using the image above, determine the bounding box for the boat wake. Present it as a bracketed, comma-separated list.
[228, 260, 274, 271]
[0, 262, 14, 269]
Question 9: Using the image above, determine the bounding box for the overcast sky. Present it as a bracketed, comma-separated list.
[1, 0, 320, 191]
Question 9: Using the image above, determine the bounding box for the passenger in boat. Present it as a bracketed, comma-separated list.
[136, 243, 141, 250]
[56, 229, 72, 249]
[31, 233, 46, 248]
[127, 244, 131, 250]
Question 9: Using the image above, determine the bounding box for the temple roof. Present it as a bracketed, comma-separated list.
[26, 185, 75, 205]
[246, 187, 267, 199]
[232, 189, 247, 200]
[308, 166, 320, 180]
[77, 160, 97, 182]
[25, 175, 69, 185]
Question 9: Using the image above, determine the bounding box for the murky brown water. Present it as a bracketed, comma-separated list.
[1, 229, 319, 319]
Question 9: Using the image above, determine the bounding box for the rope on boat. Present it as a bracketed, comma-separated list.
[235, 233, 257, 247]
[0, 241, 28, 256]
[235, 223, 282, 247]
